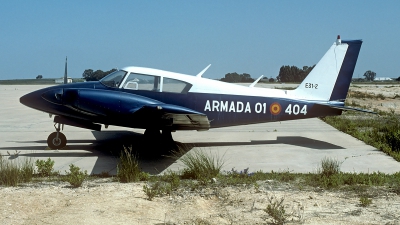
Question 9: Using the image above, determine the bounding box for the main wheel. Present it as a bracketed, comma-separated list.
[144, 129, 161, 140]
[161, 130, 174, 142]
[47, 132, 67, 149]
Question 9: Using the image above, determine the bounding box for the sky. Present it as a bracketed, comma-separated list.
[0, 1, 399, 80]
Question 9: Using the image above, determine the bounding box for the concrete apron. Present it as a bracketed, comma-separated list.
[1, 85, 400, 175]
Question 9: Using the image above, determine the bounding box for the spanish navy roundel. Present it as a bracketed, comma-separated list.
[270, 102, 281, 115]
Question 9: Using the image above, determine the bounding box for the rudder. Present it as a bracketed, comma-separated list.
[329, 40, 363, 101]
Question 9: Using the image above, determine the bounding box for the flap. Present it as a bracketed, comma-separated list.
[132, 104, 210, 130]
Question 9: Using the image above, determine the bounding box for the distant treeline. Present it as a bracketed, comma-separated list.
[276, 65, 315, 82]
[82, 69, 117, 81]
[220, 72, 254, 83]
[81, 65, 314, 83]
[0, 79, 59, 85]
[220, 65, 315, 83]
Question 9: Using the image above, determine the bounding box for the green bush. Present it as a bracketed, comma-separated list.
[63, 164, 88, 188]
[384, 129, 400, 152]
[36, 158, 55, 177]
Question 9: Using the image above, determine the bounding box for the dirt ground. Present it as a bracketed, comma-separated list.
[2, 84, 400, 225]
[1, 178, 400, 225]
[347, 84, 400, 114]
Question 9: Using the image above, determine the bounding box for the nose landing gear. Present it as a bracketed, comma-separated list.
[47, 123, 67, 149]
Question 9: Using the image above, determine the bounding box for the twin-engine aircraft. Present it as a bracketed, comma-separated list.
[21, 36, 367, 149]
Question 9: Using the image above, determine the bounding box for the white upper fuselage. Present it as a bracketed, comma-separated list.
[120, 66, 289, 98]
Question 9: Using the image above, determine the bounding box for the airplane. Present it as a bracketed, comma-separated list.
[20, 36, 369, 150]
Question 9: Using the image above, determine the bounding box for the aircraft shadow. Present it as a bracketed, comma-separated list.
[0, 131, 344, 175]
[183, 136, 344, 150]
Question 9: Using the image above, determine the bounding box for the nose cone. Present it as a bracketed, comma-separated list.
[20, 90, 41, 109]
[20, 87, 62, 110]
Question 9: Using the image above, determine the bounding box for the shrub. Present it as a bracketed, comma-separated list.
[117, 146, 148, 183]
[63, 164, 88, 188]
[384, 129, 400, 152]
[176, 148, 225, 181]
[36, 158, 55, 177]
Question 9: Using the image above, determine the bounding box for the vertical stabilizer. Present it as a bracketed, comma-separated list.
[289, 36, 362, 101]
[64, 57, 68, 84]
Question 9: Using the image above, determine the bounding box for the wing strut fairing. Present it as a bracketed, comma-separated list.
[196, 64, 211, 77]
[249, 75, 264, 87]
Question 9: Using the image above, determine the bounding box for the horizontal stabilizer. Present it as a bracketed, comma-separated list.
[316, 103, 377, 114]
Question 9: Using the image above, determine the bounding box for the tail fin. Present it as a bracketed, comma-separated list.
[290, 36, 362, 101]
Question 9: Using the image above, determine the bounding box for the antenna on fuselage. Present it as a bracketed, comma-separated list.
[196, 64, 211, 77]
[64, 56, 68, 84]
[249, 75, 264, 87]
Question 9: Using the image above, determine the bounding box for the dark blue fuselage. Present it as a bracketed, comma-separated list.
[20, 81, 341, 130]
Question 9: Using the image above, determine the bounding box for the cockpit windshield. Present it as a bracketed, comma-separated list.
[100, 70, 127, 88]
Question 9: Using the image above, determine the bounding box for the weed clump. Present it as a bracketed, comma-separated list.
[63, 164, 88, 188]
[36, 158, 55, 177]
[19, 158, 34, 183]
[161, 170, 180, 193]
[264, 195, 287, 225]
[0, 155, 34, 186]
[359, 196, 372, 207]
[319, 157, 341, 177]
[143, 181, 164, 201]
[142, 171, 181, 200]
[176, 148, 224, 182]
[117, 146, 148, 183]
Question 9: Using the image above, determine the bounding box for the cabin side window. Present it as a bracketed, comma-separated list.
[122, 73, 161, 92]
[162, 78, 192, 94]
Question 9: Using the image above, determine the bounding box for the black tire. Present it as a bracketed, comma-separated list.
[47, 132, 67, 150]
[162, 130, 174, 142]
[144, 129, 161, 139]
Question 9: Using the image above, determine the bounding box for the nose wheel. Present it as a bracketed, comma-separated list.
[47, 123, 67, 149]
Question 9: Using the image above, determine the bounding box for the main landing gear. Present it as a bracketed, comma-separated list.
[144, 129, 174, 143]
[47, 123, 67, 150]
